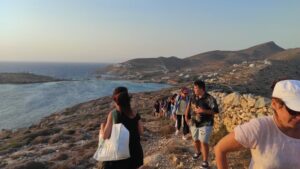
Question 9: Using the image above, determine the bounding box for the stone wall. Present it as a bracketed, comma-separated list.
[210, 91, 273, 132]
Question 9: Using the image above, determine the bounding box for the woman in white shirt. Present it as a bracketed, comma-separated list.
[214, 80, 300, 169]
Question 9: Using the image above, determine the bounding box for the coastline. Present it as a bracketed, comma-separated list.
[0, 86, 177, 168]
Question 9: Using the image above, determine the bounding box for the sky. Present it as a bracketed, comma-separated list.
[0, 0, 300, 63]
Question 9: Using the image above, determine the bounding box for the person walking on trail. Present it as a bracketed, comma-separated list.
[172, 87, 190, 140]
[215, 79, 300, 169]
[170, 94, 178, 119]
[185, 80, 219, 169]
[154, 99, 160, 117]
[100, 86, 144, 169]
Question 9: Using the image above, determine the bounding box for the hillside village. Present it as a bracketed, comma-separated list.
[0, 41, 300, 169]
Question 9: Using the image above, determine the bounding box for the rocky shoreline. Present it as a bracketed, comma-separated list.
[0, 73, 62, 84]
[0, 80, 275, 168]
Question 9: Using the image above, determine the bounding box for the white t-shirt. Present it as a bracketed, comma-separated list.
[234, 116, 300, 169]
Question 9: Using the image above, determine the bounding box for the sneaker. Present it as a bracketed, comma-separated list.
[182, 135, 187, 140]
[192, 153, 201, 160]
[200, 161, 209, 169]
[175, 130, 179, 136]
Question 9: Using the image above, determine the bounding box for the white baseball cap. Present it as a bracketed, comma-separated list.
[272, 80, 300, 111]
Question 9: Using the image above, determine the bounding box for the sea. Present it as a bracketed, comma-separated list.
[0, 62, 170, 130]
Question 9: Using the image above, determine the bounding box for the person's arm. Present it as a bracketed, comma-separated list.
[138, 120, 144, 135]
[214, 132, 244, 169]
[100, 111, 113, 139]
[195, 98, 219, 115]
[194, 107, 215, 115]
[184, 101, 191, 123]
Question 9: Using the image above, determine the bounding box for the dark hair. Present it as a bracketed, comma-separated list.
[113, 87, 133, 117]
[171, 93, 178, 100]
[272, 97, 300, 116]
[194, 80, 205, 90]
[271, 97, 284, 106]
[113, 86, 128, 96]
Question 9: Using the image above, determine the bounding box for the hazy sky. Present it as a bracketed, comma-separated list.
[1, 0, 300, 63]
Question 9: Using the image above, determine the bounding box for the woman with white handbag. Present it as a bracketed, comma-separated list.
[97, 87, 144, 169]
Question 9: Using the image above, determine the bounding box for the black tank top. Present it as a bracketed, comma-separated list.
[108, 110, 143, 169]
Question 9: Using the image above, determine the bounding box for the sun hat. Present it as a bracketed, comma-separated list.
[272, 80, 300, 111]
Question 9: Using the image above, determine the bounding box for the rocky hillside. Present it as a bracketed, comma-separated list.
[0, 73, 61, 84]
[97, 42, 300, 96]
[98, 41, 285, 80]
[268, 48, 300, 61]
[186, 41, 284, 72]
[99, 56, 188, 79]
[0, 84, 274, 169]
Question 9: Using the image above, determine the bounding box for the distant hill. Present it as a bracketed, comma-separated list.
[268, 48, 300, 61]
[0, 73, 61, 84]
[98, 56, 188, 77]
[211, 47, 300, 97]
[185, 41, 284, 71]
[99, 41, 285, 77]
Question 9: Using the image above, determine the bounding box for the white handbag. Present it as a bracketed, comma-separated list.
[93, 123, 130, 161]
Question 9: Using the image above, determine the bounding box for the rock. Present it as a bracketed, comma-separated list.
[184, 74, 190, 78]
[171, 155, 179, 165]
[32, 136, 49, 144]
[240, 98, 248, 109]
[40, 149, 55, 155]
[246, 96, 256, 108]
[255, 97, 271, 108]
[264, 59, 272, 65]
[224, 92, 241, 106]
[176, 162, 184, 168]
[51, 153, 69, 161]
[144, 153, 162, 166]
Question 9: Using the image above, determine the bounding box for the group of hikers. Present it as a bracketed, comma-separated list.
[98, 79, 300, 169]
[154, 80, 219, 168]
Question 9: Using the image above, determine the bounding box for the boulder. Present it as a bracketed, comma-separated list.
[255, 97, 271, 108]
[224, 92, 241, 106]
[144, 153, 163, 167]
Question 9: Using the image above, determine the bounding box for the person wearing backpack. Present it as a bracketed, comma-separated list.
[100, 87, 144, 169]
[172, 87, 190, 140]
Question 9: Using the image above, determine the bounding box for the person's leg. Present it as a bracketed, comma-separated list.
[190, 126, 201, 159]
[199, 126, 213, 167]
[183, 116, 189, 135]
[194, 140, 201, 154]
[200, 142, 209, 161]
[176, 115, 182, 131]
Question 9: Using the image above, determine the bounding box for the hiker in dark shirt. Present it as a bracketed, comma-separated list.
[154, 99, 160, 116]
[185, 80, 219, 169]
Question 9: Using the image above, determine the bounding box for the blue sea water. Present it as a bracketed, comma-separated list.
[0, 62, 169, 130]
